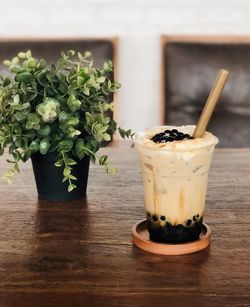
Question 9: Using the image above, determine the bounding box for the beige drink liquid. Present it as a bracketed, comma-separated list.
[134, 125, 218, 243]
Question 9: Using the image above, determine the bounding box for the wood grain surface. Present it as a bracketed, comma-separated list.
[0, 141, 249, 307]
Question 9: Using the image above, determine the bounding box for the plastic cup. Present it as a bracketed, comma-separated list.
[134, 125, 218, 243]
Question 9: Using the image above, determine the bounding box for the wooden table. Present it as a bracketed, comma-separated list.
[0, 142, 249, 307]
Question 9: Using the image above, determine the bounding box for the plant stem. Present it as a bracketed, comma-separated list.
[61, 151, 72, 186]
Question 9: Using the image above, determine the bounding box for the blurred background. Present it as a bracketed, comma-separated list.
[1, 0, 250, 144]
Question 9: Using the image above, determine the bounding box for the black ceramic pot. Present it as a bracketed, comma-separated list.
[31, 152, 90, 201]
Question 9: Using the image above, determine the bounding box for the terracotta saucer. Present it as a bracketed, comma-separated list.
[132, 220, 211, 256]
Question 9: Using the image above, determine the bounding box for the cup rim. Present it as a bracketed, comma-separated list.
[133, 125, 219, 152]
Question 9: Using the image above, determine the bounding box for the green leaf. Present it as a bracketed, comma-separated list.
[14, 163, 20, 173]
[16, 72, 33, 83]
[77, 52, 85, 62]
[8, 144, 16, 155]
[67, 94, 81, 112]
[37, 71, 47, 86]
[85, 51, 91, 58]
[85, 139, 99, 153]
[67, 127, 81, 138]
[38, 125, 51, 136]
[82, 86, 90, 96]
[14, 94, 20, 104]
[118, 127, 135, 139]
[3, 77, 11, 86]
[49, 141, 60, 152]
[62, 176, 68, 182]
[67, 117, 79, 126]
[16, 112, 27, 122]
[37, 59, 46, 69]
[29, 140, 40, 153]
[99, 125, 109, 133]
[66, 158, 77, 166]
[99, 155, 108, 165]
[3, 60, 11, 66]
[39, 138, 50, 155]
[85, 112, 93, 125]
[13, 150, 22, 161]
[26, 113, 40, 130]
[6, 159, 16, 164]
[67, 50, 75, 56]
[97, 76, 105, 83]
[58, 140, 73, 153]
[103, 62, 109, 71]
[27, 92, 38, 102]
[21, 102, 30, 110]
[14, 136, 22, 148]
[36, 98, 60, 123]
[26, 50, 32, 58]
[68, 184, 76, 192]
[103, 133, 111, 141]
[2, 158, 21, 184]
[58, 82, 67, 94]
[119, 128, 126, 138]
[54, 160, 63, 167]
[63, 166, 71, 177]
[103, 116, 110, 124]
[77, 76, 84, 87]
[27, 57, 36, 69]
[20, 82, 27, 94]
[12, 57, 19, 64]
[59, 111, 70, 123]
[18, 52, 26, 59]
[75, 139, 86, 159]
[109, 167, 118, 175]
[9, 64, 21, 73]
[22, 150, 31, 162]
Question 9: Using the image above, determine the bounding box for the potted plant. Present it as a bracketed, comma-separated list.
[0, 50, 133, 201]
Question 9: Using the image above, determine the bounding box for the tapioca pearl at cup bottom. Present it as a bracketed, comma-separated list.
[147, 217, 204, 243]
[146, 212, 203, 227]
[146, 213, 161, 223]
[193, 214, 200, 221]
[152, 215, 158, 222]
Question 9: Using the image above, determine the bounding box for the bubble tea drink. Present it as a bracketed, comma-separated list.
[134, 125, 218, 243]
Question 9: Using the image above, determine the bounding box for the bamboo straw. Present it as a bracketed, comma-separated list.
[193, 69, 229, 138]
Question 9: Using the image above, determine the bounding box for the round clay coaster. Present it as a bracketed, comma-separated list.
[132, 220, 211, 256]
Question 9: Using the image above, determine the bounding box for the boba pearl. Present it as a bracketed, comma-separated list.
[148, 216, 204, 243]
[151, 129, 193, 143]
[193, 214, 201, 222]
[152, 215, 158, 222]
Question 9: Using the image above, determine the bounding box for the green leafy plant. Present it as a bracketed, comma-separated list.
[0, 50, 134, 191]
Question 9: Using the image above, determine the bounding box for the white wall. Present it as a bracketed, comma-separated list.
[1, 0, 250, 132]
